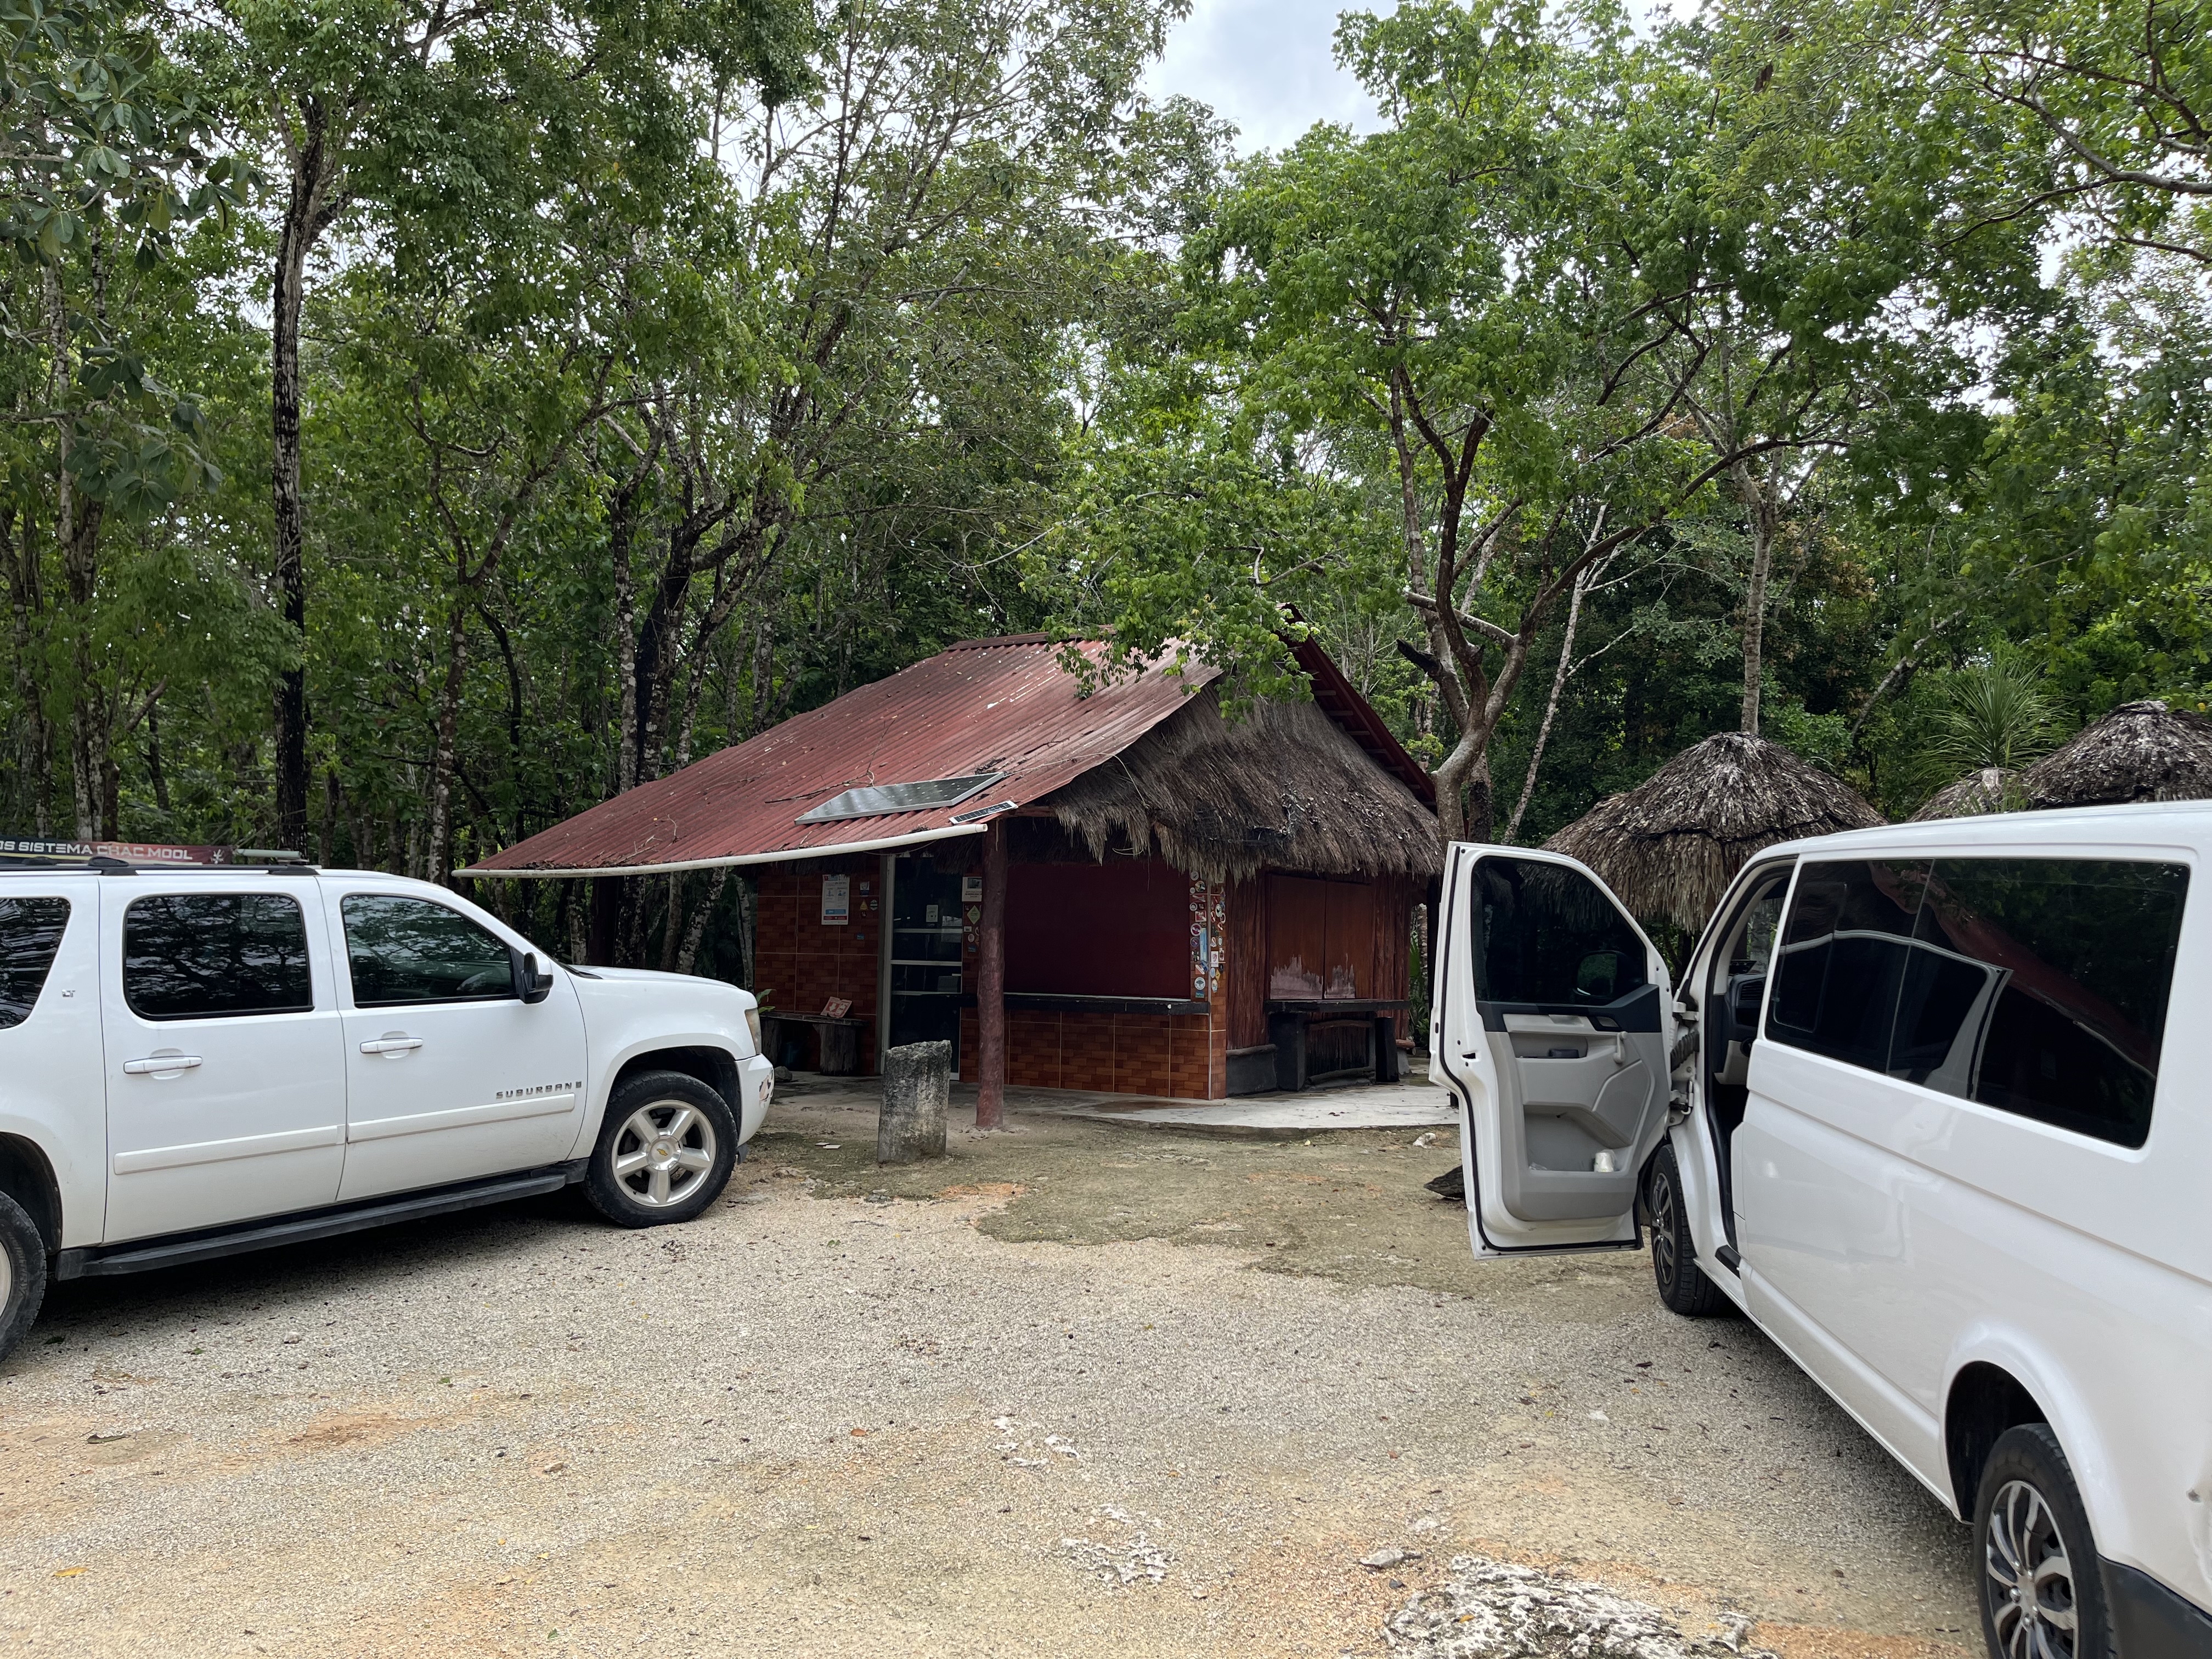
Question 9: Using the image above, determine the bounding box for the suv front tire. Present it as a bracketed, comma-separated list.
[583, 1071, 737, 1228]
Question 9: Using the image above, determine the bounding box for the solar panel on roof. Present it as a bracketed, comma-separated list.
[794, 772, 1006, 825]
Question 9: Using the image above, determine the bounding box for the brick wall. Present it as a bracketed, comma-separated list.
[752, 857, 881, 1073]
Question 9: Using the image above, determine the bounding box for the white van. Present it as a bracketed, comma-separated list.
[1430, 805, 2212, 1659]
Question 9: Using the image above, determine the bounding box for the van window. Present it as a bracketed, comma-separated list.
[0, 896, 71, 1028]
[1472, 857, 1648, 1006]
[1767, 860, 1929, 1069]
[124, 893, 315, 1020]
[1896, 859, 2186, 1148]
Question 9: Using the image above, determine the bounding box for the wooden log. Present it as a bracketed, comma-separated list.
[976, 819, 1008, 1128]
[879, 1040, 950, 1164]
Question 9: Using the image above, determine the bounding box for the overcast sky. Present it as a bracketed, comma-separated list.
[1143, 0, 1384, 154]
[1143, 0, 1674, 155]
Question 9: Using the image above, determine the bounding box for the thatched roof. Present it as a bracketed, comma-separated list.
[1042, 686, 1438, 883]
[2020, 699, 2212, 808]
[1911, 766, 2021, 821]
[1543, 731, 1884, 931]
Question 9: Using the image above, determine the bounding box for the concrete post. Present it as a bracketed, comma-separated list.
[878, 1040, 949, 1163]
[976, 818, 1007, 1130]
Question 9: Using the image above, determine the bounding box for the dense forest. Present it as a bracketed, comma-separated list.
[3, 0, 2208, 967]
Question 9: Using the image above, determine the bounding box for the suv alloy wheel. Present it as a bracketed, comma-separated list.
[584, 1071, 738, 1227]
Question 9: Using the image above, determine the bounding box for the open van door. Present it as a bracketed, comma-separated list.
[1430, 844, 1675, 1257]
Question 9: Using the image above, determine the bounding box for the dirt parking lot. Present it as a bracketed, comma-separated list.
[1, 1084, 1981, 1658]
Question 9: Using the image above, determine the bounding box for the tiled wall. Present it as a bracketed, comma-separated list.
[958, 1006, 1226, 1100]
[752, 857, 881, 1074]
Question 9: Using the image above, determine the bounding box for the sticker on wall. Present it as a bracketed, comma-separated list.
[821, 874, 850, 926]
[962, 875, 983, 902]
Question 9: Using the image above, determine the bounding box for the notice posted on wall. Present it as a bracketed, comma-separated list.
[821, 873, 850, 926]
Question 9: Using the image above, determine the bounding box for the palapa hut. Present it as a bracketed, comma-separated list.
[470, 634, 1438, 1107]
[1911, 765, 2021, 821]
[2019, 698, 2212, 808]
[1543, 731, 1884, 933]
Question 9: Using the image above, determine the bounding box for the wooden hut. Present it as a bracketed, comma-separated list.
[1543, 731, 1883, 933]
[2019, 699, 2212, 808]
[468, 635, 1437, 1108]
[1910, 765, 2021, 821]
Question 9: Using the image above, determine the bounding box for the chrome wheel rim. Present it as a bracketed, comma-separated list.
[1985, 1478, 2078, 1658]
[0, 1240, 12, 1313]
[1651, 1165, 1679, 1289]
[610, 1099, 716, 1209]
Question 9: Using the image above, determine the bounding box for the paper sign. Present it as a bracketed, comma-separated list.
[822, 996, 853, 1019]
[962, 876, 983, 902]
[821, 874, 850, 925]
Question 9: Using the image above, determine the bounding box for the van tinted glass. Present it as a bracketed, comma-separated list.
[1472, 856, 1648, 1006]
[1768, 860, 1928, 1069]
[124, 893, 314, 1020]
[0, 896, 71, 1027]
[1898, 860, 2186, 1148]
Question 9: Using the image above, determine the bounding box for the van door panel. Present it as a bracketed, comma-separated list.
[1432, 846, 1673, 1256]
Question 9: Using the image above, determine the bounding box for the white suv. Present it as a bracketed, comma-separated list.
[0, 857, 772, 1363]
[1432, 807, 2212, 1659]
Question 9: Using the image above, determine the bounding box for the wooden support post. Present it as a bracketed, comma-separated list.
[977, 817, 1008, 1129]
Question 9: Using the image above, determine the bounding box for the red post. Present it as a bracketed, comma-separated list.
[977, 817, 1007, 1130]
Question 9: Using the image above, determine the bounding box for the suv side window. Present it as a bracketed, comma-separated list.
[1473, 856, 1649, 1006]
[1899, 859, 2187, 1148]
[1768, 860, 1928, 1070]
[341, 894, 515, 1007]
[0, 896, 71, 1028]
[124, 893, 315, 1020]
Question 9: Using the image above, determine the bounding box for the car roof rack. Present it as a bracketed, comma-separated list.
[0, 839, 318, 876]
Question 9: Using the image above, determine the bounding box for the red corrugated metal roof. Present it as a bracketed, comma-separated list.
[469, 637, 1223, 876]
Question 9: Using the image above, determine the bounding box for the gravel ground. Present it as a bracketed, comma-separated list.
[0, 1088, 1982, 1658]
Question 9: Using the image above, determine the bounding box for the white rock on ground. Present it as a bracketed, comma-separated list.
[1383, 1555, 1774, 1658]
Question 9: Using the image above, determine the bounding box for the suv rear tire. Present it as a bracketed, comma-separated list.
[1647, 1142, 1729, 1317]
[583, 1071, 737, 1228]
[0, 1190, 49, 1364]
[1974, 1423, 2115, 1659]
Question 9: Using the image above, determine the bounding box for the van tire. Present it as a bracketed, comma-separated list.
[0, 1191, 49, 1365]
[1647, 1143, 1728, 1317]
[1973, 1424, 2116, 1659]
[583, 1071, 737, 1228]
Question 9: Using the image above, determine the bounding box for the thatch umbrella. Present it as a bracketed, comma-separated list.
[2019, 698, 2212, 808]
[1911, 765, 2021, 822]
[1543, 731, 1884, 932]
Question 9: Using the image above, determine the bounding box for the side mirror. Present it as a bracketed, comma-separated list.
[517, 951, 554, 1005]
[1728, 973, 1767, 1041]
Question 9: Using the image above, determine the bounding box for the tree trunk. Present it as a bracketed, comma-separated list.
[272, 102, 335, 853]
[424, 594, 470, 883]
[5, 504, 50, 837]
[1504, 561, 1593, 844]
[1736, 466, 1778, 736]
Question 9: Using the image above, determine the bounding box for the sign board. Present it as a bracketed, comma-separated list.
[820, 873, 851, 926]
[961, 875, 983, 903]
[0, 837, 292, 866]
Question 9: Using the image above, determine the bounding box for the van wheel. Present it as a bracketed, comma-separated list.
[1647, 1143, 1728, 1317]
[1974, 1424, 2114, 1659]
[583, 1072, 737, 1228]
[0, 1191, 49, 1365]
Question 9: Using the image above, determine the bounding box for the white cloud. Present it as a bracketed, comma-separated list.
[1143, 0, 1681, 157]
[1142, 0, 1388, 155]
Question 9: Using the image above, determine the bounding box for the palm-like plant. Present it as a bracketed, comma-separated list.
[1930, 657, 2064, 777]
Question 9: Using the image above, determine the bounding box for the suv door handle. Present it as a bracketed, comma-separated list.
[360, 1037, 424, 1056]
[123, 1054, 202, 1075]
